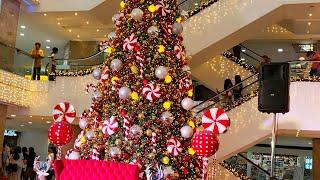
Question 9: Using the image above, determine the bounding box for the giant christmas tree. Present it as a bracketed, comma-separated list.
[73, 0, 202, 178]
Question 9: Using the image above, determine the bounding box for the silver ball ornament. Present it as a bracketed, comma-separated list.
[85, 130, 96, 140]
[147, 26, 159, 37]
[68, 151, 80, 160]
[109, 147, 121, 157]
[180, 125, 193, 138]
[112, 13, 120, 24]
[108, 31, 116, 40]
[161, 111, 174, 124]
[79, 117, 88, 129]
[130, 125, 143, 138]
[155, 66, 168, 79]
[92, 68, 101, 80]
[181, 97, 195, 110]
[131, 8, 144, 21]
[119, 86, 131, 100]
[110, 59, 123, 71]
[92, 90, 103, 101]
[172, 22, 183, 34]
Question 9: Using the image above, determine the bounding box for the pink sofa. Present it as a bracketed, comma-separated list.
[54, 160, 139, 180]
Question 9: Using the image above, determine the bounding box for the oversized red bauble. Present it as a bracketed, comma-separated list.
[48, 121, 73, 146]
[191, 130, 219, 157]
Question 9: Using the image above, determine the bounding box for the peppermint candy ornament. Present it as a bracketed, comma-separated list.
[142, 83, 161, 101]
[167, 137, 182, 156]
[123, 34, 138, 51]
[178, 76, 193, 92]
[52, 102, 76, 123]
[90, 148, 100, 160]
[202, 108, 230, 135]
[100, 66, 110, 84]
[156, 1, 171, 16]
[101, 116, 119, 135]
[163, 24, 172, 37]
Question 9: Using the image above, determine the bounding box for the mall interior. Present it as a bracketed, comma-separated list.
[0, 0, 320, 179]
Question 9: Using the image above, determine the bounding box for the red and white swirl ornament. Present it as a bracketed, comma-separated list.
[156, 1, 171, 16]
[174, 45, 184, 59]
[123, 34, 138, 51]
[178, 76, 193, 93]
[101, 116, 119, 135]
[202, 108, 230, 135]
[85, 83, 96, 94]
[167, 137, 182, 156]
[142, 83, 161, 101]
[163, 24, 172, 37]
[52, 102, 76, 123]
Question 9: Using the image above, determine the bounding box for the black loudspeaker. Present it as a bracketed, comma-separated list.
[258, 63, 290, 113]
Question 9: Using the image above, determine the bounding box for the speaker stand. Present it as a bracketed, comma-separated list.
[270, 113, 278, 179]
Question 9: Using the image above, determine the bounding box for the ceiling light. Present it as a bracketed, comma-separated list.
[43, 13, 47, 16]
[20, 33, 25, 36]
[46, 46, 51, 49]
[20, 124, 25, 127]
[96, 29, 100, 32]
[46, 40, 51, 42]
[28, 121, 32, 124]
[86, 21, 89, 24]
[20, 25, 26, 29]
[57, 22, 61, 25]
[240, 58, 245, 61]
[77, 34, 80, 38]
[308, 142, 312, 145]
[68, 29, 72, 32]
[194, 3, 199, 6]
[308, 22, 311, 26]
[74, 12, 78, 16]
[10, 114, 16, 117]
[309, 13, 312, 17]
[29, 115, 33, 118]
[241, 49, 246, 52]
[46, 121, 51, 124]
[277, 48, 283, 52]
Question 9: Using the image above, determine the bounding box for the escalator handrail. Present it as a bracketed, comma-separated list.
[239, 44, 264, 59]
[191, 72, 259, 112]
[240, 51, 261, 64]
[237, 153, 276, 179]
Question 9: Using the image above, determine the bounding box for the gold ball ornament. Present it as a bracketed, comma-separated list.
[188, 120, 195, 129]
[130, 65, 139, 75]
[162, 156, 170, 164]
[120, 1, 125, 8]
[188, 147, 196, 155]
[176, 17, 183, 23]
[138, 113, 145, 120]
[148, 152, 156, 160]
[115, 139, 122, 146]
[131, 91, 139, 101]
[157, 45, 165, 53]
[80, 137, 86, 144]
[164, 75, 172, 84]
[146, 129, 152, 136]
[107, 46, 113, 54]
[163, 100, 171, 110]
[187, 89, 193, 97]
[111, 76, 120, 83]
[148, 4, 157, 12]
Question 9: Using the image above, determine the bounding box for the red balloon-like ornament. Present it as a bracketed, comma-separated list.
[48, 121, 73, 146]
[191, 130, 219, 157]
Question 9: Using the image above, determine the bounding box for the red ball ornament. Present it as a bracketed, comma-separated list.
[48, 121, 73, 146]
[191, 130, 219, 157]
[142, 79, 148, 85]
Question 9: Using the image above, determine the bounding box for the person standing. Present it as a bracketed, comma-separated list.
[48, 47, 58, 81]
[233, 75, 243, 101]
[306, 51, 320, 76]
[24, 147, 36, 180]
[30, 42, 44, 80]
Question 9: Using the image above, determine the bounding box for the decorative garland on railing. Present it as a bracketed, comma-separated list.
[55, 64, 103, 77]
[186, 0, 219, 17]
[219, 162, 250, 180]
[222, 51, 258, 73]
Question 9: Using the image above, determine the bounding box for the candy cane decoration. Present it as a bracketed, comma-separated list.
[100, 66, 110, 84]
[121, 110, 131, 141]
[85, 83, 97, 94]
[136, 51, 144, 78]
[174, 45, 183, 59]
[123, 34, 138, 51]
[202, 157, 208, 180]
[178, 76, 193, 93]
[163, 24, 172, 37]
[152, 132, 157, 152]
